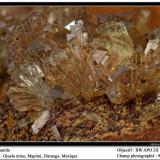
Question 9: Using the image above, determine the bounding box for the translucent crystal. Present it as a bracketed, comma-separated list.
[93, 50, 108, 65]
[106, 28, 160, 104]
[52, 125, 61, 141]
[65, 20, 76, 31]
[145, 39, 159, 55]
[66, 20, 88, 45]
[31, 110, 50, 134]
[8, 85, 44, 112]
[8, 62, 65, 113]
[94, 21, 134, 65]
[18, 63, 51, 103]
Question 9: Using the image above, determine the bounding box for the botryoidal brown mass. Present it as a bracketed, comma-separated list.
[6, 9, 160, 134]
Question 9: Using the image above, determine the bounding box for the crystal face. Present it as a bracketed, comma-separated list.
[106, 28, 160, 104]
[31, 110, 50, 134]
[43, 19, 135, 103]
[7, 9, 160, 134]
[93, 21, 134, 65]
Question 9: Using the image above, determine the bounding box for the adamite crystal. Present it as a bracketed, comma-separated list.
[94, 21, 133, 64]
[106, 28, 160, 104]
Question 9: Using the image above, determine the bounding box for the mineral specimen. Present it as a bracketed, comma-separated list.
[106, 28, 160, 104]
[43, 19, 135, 103]
[7, 9, 160, 134]
[32, 110, 50, 134]
[7, 11, 88, 134]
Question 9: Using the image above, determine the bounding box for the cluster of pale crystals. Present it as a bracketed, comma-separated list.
[8, 12, 160, 133]
[107, 28, 160, 106]
[7, 14, 135, 134]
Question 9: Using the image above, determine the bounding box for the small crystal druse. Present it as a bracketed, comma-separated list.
[7, 10, 160, 134]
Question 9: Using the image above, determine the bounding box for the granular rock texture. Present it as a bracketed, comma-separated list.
[0, 95, 160, 141]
